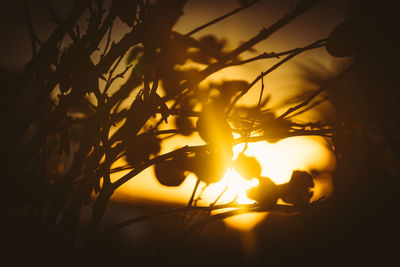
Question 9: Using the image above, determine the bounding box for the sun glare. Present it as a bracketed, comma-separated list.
[200, 169, 259, 205]
[198, 137, 335, 231]
[112, 136, 335, 231]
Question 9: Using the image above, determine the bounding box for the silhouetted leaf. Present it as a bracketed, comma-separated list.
[232, 154, 262, 180]
[154, 160, 187, 186]
[188, 34, 227, 64]
[279, 170, 314, 206]
[161, 69, 183, 97]
[126, 136, 161, 166]
[121, 94, 157, 139]
[161, 68, 200, 97]
[179, 95, 197, 112]
[262, 119, 291, 143]
[208, 80, 250, 107]
[188, 49, 213, 65]
[196, 103, 233, 144]
[111, 0, 139, 26]
[326, 21, 357, 58]
[126, 46, 142, 64]
[165, 35, 192, 65]
[141, 0, 186, 44]
[217, 80, 249, 97]
[174, 116, 195, 136]
[199, 34, 226, 54]
[247, 176, 279, 208]
[186, 149, 232, 184]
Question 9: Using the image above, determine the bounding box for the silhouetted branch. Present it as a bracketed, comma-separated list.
[225, 39, 327, 67]
[113, 145, 207, 188]
[105, 196, 327, 233]
[20, 0, 42, 56]
[185, 0, 260, 36]
[104, 203, 257, 232]
[197, 0, 325, 81]
[277, 88, 324, 119]
[4, 0, 349, 251]
[286, 97, 328, 119]
[226, 39, 327, 115]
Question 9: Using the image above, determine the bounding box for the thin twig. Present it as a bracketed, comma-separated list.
[178, 178, 201, 234]
[37, 0, 80, 42]
[100, 23, 113, 61]
[104, 203, 257, 232]
[185, 0, 260, 36]
[240, 72, 265, 154]
[232, 128, 332, 145]
[226, 39, 326, 116]
[285, 97, 327, 119]
[225, 40, 327, 67]
[277, 88, 324, 120]
[197, 0, 325, 81]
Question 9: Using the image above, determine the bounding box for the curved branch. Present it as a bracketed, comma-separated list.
[185, 0, 260, 36]
[226, 39, 327, 115]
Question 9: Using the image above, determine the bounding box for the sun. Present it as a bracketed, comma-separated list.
[203, 137, 335, 231]
[112, 136, 335, 231]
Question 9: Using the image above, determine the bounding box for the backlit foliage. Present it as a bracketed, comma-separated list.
[4, 0, 397, 262]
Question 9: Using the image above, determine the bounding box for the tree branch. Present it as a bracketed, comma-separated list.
[185, 0, 260, 36]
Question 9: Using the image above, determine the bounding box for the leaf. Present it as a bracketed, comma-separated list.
[125, 136, 161, 166]
[217, 80, 249, 99]
[188, 34, 227, 64]
[121, 94, 156, 139]
[279, 170, 314, 207]
[112, 0, 139, 26]
[179, 96, 197, 112]
[262, 119, 291, 143]
[186, 149, 232, 184]
[161, 69, 183, 97]
[157, 98, 170, 123]
[126, 46, 143, 64]
[232, 154, 262, 180]
[326, 21, 357, 58]
[247, 177, 279, 208]
[196, 103, 233, 144]
[154, 160, 187, 186]
[161, 68, 200, 97]
[174, 116, 194, 136]
[199, 34, 226, 55]
[187, 49, 214, 65]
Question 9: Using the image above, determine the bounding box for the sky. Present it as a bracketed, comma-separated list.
[0, 0, 348, 224]
[0, 0, 355, 233]
[0, 0, 349, 69]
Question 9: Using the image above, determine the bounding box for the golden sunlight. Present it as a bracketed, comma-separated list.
[112, 135, 335, 232]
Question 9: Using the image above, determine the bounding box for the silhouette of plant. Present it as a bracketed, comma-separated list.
[4, 0, 398, 263]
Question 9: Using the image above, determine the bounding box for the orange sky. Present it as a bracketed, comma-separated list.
[2, 0, 347, 231]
